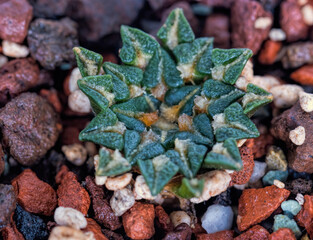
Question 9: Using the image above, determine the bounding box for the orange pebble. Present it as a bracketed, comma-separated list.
[235, 225, 269, 240]
[138, 111, 159, 127]
[197, 230, 234, 240]
[291, 64, 313, 85]
[269, 228, 296, 240]
[258, 40, 282, 65]
[295, 195, 313, 238]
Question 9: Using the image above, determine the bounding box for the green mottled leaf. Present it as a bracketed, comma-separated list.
[176, 178, 204, 199]
[119, 25, 159, 69]
[103, 62, 143, 86]
[116, 113, 146, 132]
[77, 75, 114, 114]
[157, 8, 195, 50]
[79, 109, 124, 150]
[165, 86, 200, 106]
[242, 83, 273, 116]
[103, 62, 143, 101]
[203, 138, 242, 170]
[131, 142, 165, 165]
[193, 114, 214, 142]
[166, 140, 207, 178]
[112, 95, 160, 117]
[96, 148, 131, 177]
[214, 102, 259, 142]
[211, 48, 253, 85]
[173, 37, 213, 83]
[138, 155, 179, 195]
[175, 131, 213, 147]
[124, 130, 141, 158]
[73, 47, 103, 77]
[142, 48, 183, 89]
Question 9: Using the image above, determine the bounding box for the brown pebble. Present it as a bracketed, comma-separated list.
[229, 145, 254, 186]
[1, 218, 24, 240]
[235, 225, 270, 240]
[39, 89, 62, 113]
[269, 228, 296, 240]
[163, 223, 192, 240]
[196, 230, 234, 240]
[57, 171, 90, 215]
[237, 185, 290, 231]
[55, 165, 69, 185]
[0, 0, 33, 43]
[155, 205, 174, 233]
[271, 102, 313, 173]
[83, 218, 108, 240]
[231, 0, 272, 53]
[11, 169, 57, 216]
[0, 58, 40, 105]
[202, 14, 230, 49]
[0, 93, 61, 166]
[281, 42, 313, 69]
[0, 185, 16, 230]
[123, 202, 155, 240]
[280, 0, 309, 42]
[85, 176, 121, 230]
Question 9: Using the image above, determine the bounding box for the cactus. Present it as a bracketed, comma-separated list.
[73, 8, 272, 198]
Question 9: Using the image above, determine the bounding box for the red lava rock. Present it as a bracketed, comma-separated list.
[196, 230, 234, 240]
[235, 225, 270, 240]
[67, 0, 144, 41]
[0, 144, 5, 176]
[258, 40, 282, 65]
[271, 102, 313, 173]
[280, 0, 309, 42]
[0, 0, 33, 43]
[0, 93, 61, 166]
[57, 171, 90, 215]
[1, 219, 24, 240]
[163, 223, 192, 240]
[27, 18, 79, 70]
[0, 185, 16, 229]
[231, 0, 272, 53]
[55, 165, 69, 185]
[202, 13, 230, 49]
[237, 185, 290, 231]
[122, 202, 155, 240]
[155, 205, 174, 233]
[11, 169, 57, 216]
[290, 64, 313, 85]
[0, 58, 40, 105]
[245, 133, 274, 159]
[229, 146, 254, 186]
[192, 222, 206, 235]
[282, 42, 313, 69]
[83, 218, 108, 240]
[269, 228, 296, 240]
[295, 195, 313, 238]
[85, 176, 121, 230]
[39, 89, 62, 113]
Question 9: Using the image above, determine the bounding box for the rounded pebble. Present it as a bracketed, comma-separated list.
[54, 207, 87, 230]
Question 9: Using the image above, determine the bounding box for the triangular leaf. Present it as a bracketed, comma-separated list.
[211, 48, 253, 85]
[116, 113, 146, 132]
[138, 154, 179, 195]
[73, 47, 103, 77]
[176, 178, 204, 199]
[96, 148, 131, 177]
[173, 38, 213, 83]
[119, 25, 159, 69]
[157, 8, 195, 50]
[242, 83, 273, 116]
[77, 75, 114, 114]
[193, 114, 214, 142]
[213, 102, 259, 142]
[124, 130, 141, 158]
[203, 138, 243, 170]
[131, 142, 165, 165]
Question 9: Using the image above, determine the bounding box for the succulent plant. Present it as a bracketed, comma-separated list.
[73, 8, 273, 199]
